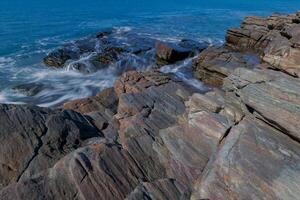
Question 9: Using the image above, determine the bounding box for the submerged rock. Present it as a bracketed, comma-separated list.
[12, 83, 45, 96]
[43, 48, 78, 67]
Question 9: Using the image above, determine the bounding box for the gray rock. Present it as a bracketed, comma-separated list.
[192, 117, 300, 200]
[0, 104, 100, 190]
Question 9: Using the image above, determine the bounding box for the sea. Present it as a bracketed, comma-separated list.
[0, 0, 299, 107]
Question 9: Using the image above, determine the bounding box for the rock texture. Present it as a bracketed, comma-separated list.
[0, 104, 100, 190]
[226, 13, 300, 77]
[193, 11, 300, 86]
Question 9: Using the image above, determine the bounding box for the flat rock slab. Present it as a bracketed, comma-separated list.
[192, 117, 300, 200]
[225, 68, 300, 141]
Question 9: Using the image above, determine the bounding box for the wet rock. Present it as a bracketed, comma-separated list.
[96, 30, 112, 38]
[0, 104, 100, 190]
[12, 83, 45, 96]
[43, 48, 78, 67]
[179, 39, 209, 55]
[127, 179, 190, 200]
[69, 61, 98, 74]
[0, 142, 147, 200]
[155, 41, 191, 65]
[192, 117, 300, 200]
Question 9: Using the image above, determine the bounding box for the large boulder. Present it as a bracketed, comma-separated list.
[0, 104, 100, 190]
[155, 41, 192, 65]
[192, 47, 259, 86]
[0, 141, 147, 200]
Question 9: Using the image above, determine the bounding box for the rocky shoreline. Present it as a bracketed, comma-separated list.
[1, 11, 300, 200]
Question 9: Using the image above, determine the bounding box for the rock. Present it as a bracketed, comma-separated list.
[224, 68, 300, 141]
[93, 47, 123, 66]
[96, 30, 112, 38]
[155, 41, 191, 65]
[192, 47, 258, 86]
[192, 116, 300, 200]
[64, 87, 119, 141]
[0, 141, 147, 200]
[43, 48, 78, 67]
[127, 179, 190, 200]
[64, 87, 118, 114]
[225, 12, 300, 77]
[179, 39, 209, 55]
[153, 91, 237, 186]
[114, 70, 171, 97]
[0, 104, 100, 190]
[12, 83, 45, 96]
[115, 70, 195, 181]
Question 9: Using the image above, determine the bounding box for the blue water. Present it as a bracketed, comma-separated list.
[0, 0, 299, 106]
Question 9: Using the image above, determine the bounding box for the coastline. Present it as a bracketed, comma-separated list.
[0, 10, 300, 200]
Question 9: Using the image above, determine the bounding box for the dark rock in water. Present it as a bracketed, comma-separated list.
[12, 83, 45, 96]
[74, 38, 96, 54]
[89, 47, 124, 70]
[43, 48, 78, 67]
[179, 39, 209, 55]
[0, 104, 101, 190]
[70, 61, 97, 74]
[96, 30, 112, 38]
[155, 41, 191, 65]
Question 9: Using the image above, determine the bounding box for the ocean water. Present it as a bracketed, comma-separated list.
[0, 0, 299, 107]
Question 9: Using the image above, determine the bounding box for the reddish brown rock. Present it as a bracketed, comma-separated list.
[192, 117, 300, 200]
[225, 12, 300, 77]
[0, 141, 147, 200]
[155, 41, 191, 65]
[192, 47, 259, 86]
[114, 70, 171, 97]
[0, 104, 100, 190]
